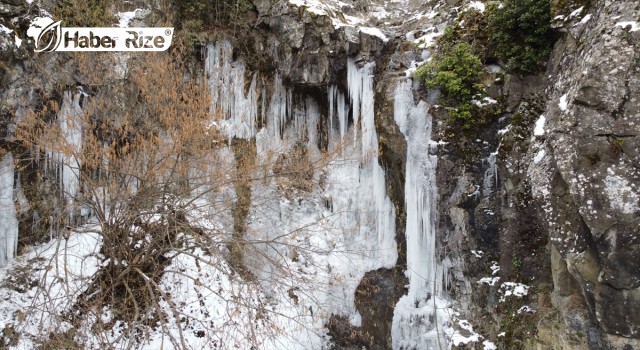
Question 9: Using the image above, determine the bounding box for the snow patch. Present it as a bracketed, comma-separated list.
[616, 21, 640, 32]
[533, 149, 546, 164]
[359, 26, 389, 42]
[579, 14, 592, 24]
[467, 1, 486, 13]
[559, 94, 569, 111]
[0, 24, 12, 34]
[451, 320, 482, 346]
[534, 115, 546, 136]
[478, 277, 500, 286]
[500, 282, 529, 301]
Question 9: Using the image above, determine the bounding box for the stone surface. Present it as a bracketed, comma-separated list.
[529, 0, 640, 346]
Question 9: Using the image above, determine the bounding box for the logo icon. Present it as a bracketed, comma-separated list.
[27, 17, 62, 52]
[26, 16, 173, 52]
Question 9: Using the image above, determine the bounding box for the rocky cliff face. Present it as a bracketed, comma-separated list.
[1, 0, 639, 349]
[528, 0, 640, 348]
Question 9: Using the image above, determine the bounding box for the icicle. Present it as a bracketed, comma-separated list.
[482, 150, 498, 196]
[347, 58, 378, 160]
[337, 90, 347, 140]
[47, 90, 85, 223]
[391, 79, 448, 350]
[205, 41, 258, 139]
[0, 152, 18, 267]
[347, 58, 362, 144]
[346, 57, 397, 265]
[328, 85, 335, 133]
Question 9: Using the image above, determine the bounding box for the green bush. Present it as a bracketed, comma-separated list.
[415, 42, 485, 129]
[488, 0, 553, 75]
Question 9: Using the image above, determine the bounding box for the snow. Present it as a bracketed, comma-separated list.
[0, 229, 103, 348]
[478, 277, 500, 286]
[497, 125, 512, 136]
[490, 262, 500, 275]
[500, 282, 529, 301]
[474, 96, 498, 107]
[451, 320, 482, 346]
[517, 305, 535, 314]
[484, 340, 498, 350]
[289, 0, 332, 16]
[0, 153, 18, 267]
[467, 1, 486, 13]
[533, 149, 546, 164]
[0, 24, 12, 34]
[616, 21, 640, 32]
[413, 28, 442, 49]
[359, 26, 389, 42]
[559, 94, 569, 111]
[534, 115, 546, 136]
[569, 7, 584, 17]
[579, 14, 592, 24]
[116, 9, 142, 27]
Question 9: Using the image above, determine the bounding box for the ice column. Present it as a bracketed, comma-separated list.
[47, 90, 84, 221]
[327, 85, 348, 150]
[482, 151, 498, 196]
[205, 41, 258, 140]
[0, 152, 18, 267]
[347, 58, 397, 266]
[392, 79, 448, 349]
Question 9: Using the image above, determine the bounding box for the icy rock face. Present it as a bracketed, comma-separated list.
[529, 0, 640, 344]
[0, 152, 18, 267]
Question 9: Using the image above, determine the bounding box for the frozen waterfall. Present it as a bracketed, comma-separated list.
[206, 41, 259, 140]
[46, 90, 84, 222]
[392, 79, 449, 350]
[0, 152, 18, 267]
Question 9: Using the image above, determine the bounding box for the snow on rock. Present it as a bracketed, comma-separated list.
[558, 94, 569, 111]
[359, 26, 389, 42]
[534, 115, 546, 136]
[0, 24, 12, 34]
[579, 14, 592, 24]
[569, 6, 584, 18]
[490, 262, 500, 275]
[467, 1, 486, 13]
[615, 21, 640, 32]
[533, 149, 546, 164]
[484, 340, 498, 350]
[500, 282, 530, 301]
[451, 320, 482, 346]
[478, 277, 500, 286]
[474, 96, 498, 107]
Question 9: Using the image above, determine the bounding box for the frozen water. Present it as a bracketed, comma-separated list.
[0, 153, 18, 267]
[391, 79, 449, 349]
